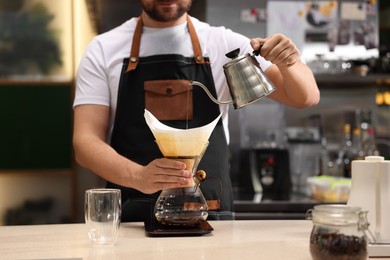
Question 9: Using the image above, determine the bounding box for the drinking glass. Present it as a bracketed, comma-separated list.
[85, 188, 121, 245]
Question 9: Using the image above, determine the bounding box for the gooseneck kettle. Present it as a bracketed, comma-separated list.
[191, 48, 276, 109]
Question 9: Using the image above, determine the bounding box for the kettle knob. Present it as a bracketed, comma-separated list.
[225, 48, 240, 59]
[226, 45, 263, 59]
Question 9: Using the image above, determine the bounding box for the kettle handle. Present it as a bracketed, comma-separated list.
[225, 44, 263, 59]
[252, 44, 263, 57]
[190, 81, 233, 105]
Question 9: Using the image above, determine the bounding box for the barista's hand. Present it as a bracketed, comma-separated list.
[130, 158, 193, 194]
[250, 33, 301, 68]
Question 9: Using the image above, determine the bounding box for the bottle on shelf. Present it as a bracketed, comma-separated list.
[360, 122, 379, 156]
[343, 127, 365, 178]
[337, 123, 352, 177]
[338, 109, 379, 178]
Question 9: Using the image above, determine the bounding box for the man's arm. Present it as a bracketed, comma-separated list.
[251, 34, 320, 108]
[72, 104, 192, 194]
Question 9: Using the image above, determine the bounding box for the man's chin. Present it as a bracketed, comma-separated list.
[150, 11, 184, 23]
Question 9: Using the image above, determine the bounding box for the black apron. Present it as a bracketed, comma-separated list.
[108, 16, 233, 221]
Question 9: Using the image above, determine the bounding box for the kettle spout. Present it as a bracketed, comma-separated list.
[190, 81, 233, 106]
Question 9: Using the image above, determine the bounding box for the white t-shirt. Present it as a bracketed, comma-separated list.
[74, 16, 272, 144]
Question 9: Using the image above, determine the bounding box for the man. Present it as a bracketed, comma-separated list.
[73, 0, 319, 221]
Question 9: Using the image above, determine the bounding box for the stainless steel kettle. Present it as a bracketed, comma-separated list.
[191, 48, 276, 109]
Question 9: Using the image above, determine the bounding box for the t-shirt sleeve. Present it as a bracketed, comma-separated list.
[73, 38, 111, 108]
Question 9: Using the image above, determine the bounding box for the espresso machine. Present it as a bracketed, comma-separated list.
[239, 148, 291, 199]
[236, 99, 292, 199]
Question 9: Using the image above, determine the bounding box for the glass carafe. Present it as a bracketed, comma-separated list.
[154, 140, 209, 226]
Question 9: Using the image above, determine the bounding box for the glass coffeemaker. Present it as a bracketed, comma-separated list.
[154, 140, 209, 226]
[144, 109, 221, 226]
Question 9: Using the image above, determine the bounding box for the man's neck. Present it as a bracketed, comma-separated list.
[140, 12, 187, 28]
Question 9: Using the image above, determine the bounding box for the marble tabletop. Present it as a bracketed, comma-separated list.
[0, 220, 388, 260]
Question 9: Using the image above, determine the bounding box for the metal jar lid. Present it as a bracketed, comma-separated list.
[307, 204, 363, 226]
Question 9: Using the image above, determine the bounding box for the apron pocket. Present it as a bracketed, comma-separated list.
[144, 79, 193, 121]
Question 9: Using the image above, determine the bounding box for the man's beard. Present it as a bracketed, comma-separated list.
[140, 0, 192, 22]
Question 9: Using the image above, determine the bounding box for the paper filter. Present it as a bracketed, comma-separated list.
[144, 109, 221, 157]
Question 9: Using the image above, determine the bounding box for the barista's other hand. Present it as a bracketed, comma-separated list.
[131, 158, 193, 194]
[250, 33, 301, 67]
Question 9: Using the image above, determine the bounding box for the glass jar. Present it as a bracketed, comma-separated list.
[307, 204, 371, 260]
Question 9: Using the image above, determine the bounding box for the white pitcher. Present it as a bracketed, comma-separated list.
[347, 156, 390, 243]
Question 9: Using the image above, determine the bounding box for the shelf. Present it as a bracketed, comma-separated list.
[0, 79, 73, 87]
[314, 73, 390, 88]
[233, 192, 319, 220]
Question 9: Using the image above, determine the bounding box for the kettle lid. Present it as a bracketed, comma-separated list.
[225, 48, 241, 59]
[223, 48, 251, 69]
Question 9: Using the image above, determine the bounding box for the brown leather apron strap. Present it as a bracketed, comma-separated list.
[126, 17, 143, 72]
[186, 15, 207, 64]
[125, 15, 207, 73]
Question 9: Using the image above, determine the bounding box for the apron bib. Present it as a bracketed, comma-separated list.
[108, 16, 233, 221]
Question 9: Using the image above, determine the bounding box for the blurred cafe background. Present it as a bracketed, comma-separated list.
[0, 0, 389, 225]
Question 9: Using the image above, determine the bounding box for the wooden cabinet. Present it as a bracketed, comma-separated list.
[0, 0, 81, 225]
[0, 80, 76, 225]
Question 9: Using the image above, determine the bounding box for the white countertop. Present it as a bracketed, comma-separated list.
[0, 220, 388, 260]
